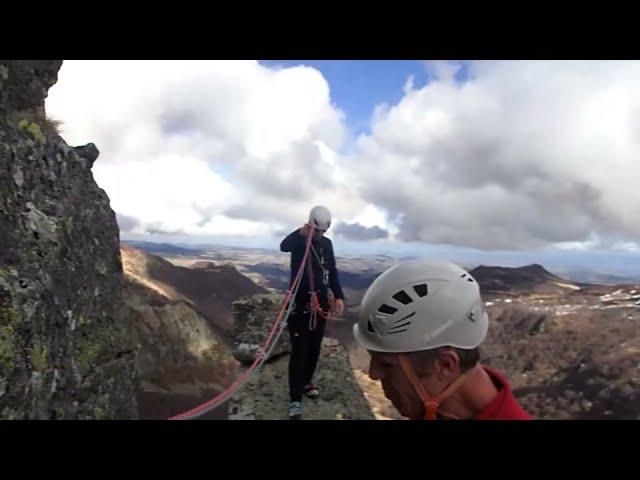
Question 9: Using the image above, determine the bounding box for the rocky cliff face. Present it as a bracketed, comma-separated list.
[123, 277, 239, 389]
[122, 246, 266, 332]
[230, 293, 291, 365]
[120, 248, 241, 419]
[0, 60, 138, 419]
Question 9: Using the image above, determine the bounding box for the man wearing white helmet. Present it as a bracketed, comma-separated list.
[353, 258, 531, 420]
[280, 205, 345, 419]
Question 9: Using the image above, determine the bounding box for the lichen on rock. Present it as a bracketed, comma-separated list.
[0, 60, 138, 419]
[230, 293, 291, 364]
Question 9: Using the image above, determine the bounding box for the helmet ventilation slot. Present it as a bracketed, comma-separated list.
[378, 304, 397, 315]
[413, 283, 428, 297]
[392, 290, 413, 305]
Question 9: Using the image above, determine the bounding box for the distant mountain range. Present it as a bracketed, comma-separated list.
[123, 240, 205, 257]
[553, 270, 640, 285]
[121, 240, 640, 293]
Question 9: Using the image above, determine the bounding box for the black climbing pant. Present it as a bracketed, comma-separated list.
[287, 297, 328, 403]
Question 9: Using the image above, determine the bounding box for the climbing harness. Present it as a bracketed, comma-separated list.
[310, 244, 329, 287]
[304, 242, 336, 353]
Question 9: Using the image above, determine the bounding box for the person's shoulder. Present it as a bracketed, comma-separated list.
[478, 365, 533, 420]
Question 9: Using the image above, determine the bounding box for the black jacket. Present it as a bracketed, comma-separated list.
[280, 229, 345, 302]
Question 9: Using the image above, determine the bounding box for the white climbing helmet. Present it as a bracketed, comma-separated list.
[353, 258, 488, 353]
[308, 205, 332, 231]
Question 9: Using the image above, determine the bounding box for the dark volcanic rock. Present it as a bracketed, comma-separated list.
[122, 245, 266, 331]
[230, 293, 291, 364]
[0, 60, 62, 115]
[470, 264, 573, 295]
[0, 60, 138, 419]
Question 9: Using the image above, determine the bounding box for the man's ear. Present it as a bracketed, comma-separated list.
[436, 349, 461, 381]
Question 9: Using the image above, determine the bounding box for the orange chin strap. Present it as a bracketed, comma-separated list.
[397, 354, 475, 420]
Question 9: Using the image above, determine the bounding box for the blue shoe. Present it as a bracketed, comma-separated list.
[288, 401, 302, 420]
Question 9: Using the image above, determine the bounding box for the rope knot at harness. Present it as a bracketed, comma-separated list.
[308, 291, 320, 330]
[305, 291, 336, 353]
[397, 354, 474, 421]
[424, 400, 439, 420]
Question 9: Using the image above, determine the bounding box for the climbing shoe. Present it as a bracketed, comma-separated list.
[288, 401, 302, 420]
[303, 384, 320, 399]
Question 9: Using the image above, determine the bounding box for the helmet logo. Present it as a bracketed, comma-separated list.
[468, 304, 484, 323]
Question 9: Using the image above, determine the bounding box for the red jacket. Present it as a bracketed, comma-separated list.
[473, 366, 533, 420]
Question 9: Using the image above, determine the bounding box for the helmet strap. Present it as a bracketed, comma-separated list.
[397, 353, 476, 420]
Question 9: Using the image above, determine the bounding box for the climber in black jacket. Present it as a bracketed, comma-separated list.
[280, 206, 345, 419]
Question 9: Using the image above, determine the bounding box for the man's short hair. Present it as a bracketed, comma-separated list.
[407, 346, 480, 375]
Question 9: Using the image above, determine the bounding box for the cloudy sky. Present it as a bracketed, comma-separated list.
[45, 60, 640, 273]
